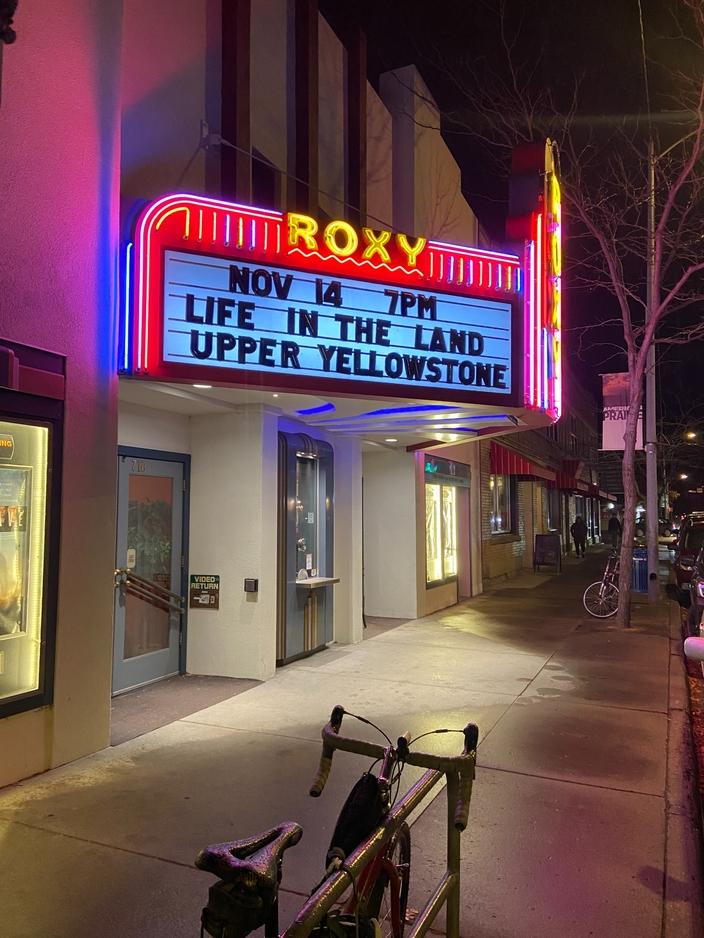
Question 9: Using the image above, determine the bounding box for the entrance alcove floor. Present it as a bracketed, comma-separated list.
[110, 674, 260, 746]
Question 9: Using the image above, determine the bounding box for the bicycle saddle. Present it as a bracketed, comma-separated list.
[195, 822, 303, 894]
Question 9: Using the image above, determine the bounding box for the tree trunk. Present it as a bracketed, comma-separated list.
[617, 377, 645, 627]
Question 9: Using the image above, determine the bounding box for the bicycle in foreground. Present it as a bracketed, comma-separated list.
[196, 705, 479, 938]
[582, 552, 620, 618]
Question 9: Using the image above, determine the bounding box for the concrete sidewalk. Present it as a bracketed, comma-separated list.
[0, 551, 701, 938]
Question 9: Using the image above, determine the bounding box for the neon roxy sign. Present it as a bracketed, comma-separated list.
[121, 194, 543, 409]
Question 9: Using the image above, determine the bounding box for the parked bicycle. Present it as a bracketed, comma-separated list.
[196, 705, 479, 938]
[582, 552, 620, 618]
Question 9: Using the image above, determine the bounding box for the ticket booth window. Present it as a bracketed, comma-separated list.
[425, 483, 457, 584]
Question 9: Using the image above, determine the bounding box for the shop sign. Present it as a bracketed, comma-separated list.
[534, 533, 561, 572]
[189, 574, 220, 610]
[424, 456, 470, 487]
[0, 434, 14, 460]
[124, 195, 530, 408]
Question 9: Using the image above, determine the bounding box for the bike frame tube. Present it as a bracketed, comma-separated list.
[346, 852, 403, 936]
[284, 768, 443, 938]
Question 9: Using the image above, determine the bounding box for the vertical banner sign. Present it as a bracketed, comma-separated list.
[506, 139, 562, 419]
[601, 373, 643, 450]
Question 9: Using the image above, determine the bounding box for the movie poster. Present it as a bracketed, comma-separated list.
[0, 466, 31, 636]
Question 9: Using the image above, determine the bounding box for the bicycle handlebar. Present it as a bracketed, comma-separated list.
[309, 706, 479, 831]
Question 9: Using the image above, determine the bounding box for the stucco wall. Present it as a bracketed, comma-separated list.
[120, 0, 218, 208]
[187, 407, 278, 680]
[362, 451, 418, 619]
[118, 401, 191, 454]
[0, 0, 121, 785]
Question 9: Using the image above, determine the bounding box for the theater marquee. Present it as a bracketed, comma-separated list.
[121, 191, 556, 414]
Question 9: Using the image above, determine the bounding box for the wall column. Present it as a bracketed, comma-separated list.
[188, 406, 278, 680]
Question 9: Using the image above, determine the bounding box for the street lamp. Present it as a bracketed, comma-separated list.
[686, 431, 697, 440]
[680, 473, 689, 480]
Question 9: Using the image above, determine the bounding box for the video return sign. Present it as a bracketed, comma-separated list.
[163, 252, 512, 394]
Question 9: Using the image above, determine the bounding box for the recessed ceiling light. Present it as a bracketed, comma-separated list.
[385, 438, 398, 443]
[192, 384, 212, 389]
[272, 393, 279, 398]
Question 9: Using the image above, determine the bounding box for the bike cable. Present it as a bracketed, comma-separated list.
[340, 708, 393, 746]
[407, 728, 465, 746]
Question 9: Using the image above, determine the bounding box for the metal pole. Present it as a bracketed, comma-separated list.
[445, 771, 461, 938]
[646, 138, 659, 603]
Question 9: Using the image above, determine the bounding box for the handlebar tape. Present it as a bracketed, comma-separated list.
[455, 722, 479, 831]
[454, 773, 474, 831]
[309, 749, 333, 797]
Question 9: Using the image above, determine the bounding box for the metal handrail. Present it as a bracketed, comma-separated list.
[114, 568, 184, 614]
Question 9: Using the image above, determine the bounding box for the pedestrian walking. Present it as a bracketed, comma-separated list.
[570, 516, 588, 557]
[607, 512, 622, 550]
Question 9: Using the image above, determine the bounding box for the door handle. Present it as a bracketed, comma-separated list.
[114, 568, 184, 614]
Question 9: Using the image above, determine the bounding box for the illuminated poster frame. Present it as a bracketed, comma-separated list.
[121, 195, 542, 411]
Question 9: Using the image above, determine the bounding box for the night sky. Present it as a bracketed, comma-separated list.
[322, 0, 704, 420]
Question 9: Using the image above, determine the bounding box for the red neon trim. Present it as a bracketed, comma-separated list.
[289, 246, 423, 278]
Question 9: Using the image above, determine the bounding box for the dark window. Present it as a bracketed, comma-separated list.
[547, 489, 560, 531]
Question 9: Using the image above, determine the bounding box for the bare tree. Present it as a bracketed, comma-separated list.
[427, 0, 704, 624]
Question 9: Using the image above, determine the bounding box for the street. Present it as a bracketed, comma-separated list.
[0, 549, 700, 938]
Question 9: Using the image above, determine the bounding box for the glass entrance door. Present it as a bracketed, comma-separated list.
[113, 453, 184, 694]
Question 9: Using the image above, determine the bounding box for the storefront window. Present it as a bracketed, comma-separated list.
[489, 474, 511, 533]
[585, 499, 593, 539]
[425, 483, 457, 583]
[547, 488, 560, 531]
[0, 420, 49, 706]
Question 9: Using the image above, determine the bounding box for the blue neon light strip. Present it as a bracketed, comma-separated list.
[296, 402, 336, 416]
[362, 405, 457, 417]
[123, 241, 133, 372]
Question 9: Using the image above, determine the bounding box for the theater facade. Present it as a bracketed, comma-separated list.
[114, 177, 560, 688]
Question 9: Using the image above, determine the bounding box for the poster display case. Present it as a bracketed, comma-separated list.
[0, 341, 63, 718]
[0, 416, 58, 713]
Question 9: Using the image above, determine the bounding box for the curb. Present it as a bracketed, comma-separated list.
[664, 597, 704, 938]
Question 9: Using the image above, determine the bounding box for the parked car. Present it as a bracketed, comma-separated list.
[674, 517, 704, 594]
[687, 547, 704, 636]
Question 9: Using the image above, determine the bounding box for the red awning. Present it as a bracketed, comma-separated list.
[549, 471, 592, 493]
[489, 442, 556, 482]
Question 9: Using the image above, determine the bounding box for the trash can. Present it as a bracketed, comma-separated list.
[632, 547, 648, 592]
